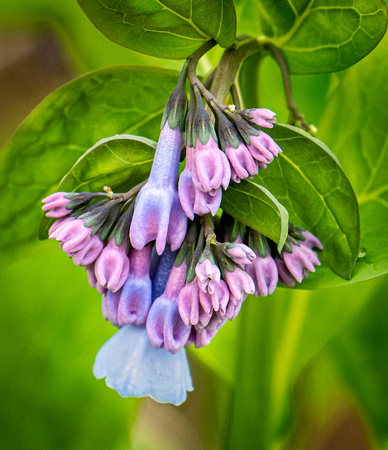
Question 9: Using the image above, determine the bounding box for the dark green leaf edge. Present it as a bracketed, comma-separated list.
[222, 180, 289, 251]
[77, 0, 237, 59]
[263, 0, 388, 74]
[263, 124, 360, 280]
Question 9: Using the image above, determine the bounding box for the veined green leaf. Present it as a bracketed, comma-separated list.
[256, 123, 360, 280]
[77, 0, 237, 59]
[303, 32, 388, 288]
[38, 135, 157, 240]
[222, 181, 289, 251]
[260, 0, 388, 74]
[0, 66, 179, 253]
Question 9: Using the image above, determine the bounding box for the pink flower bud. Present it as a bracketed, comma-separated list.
[226, 142, 258, 182]
[245, 108, 276, 128]
[248, 131, 282, 164]
[42, 192, 72, 218]
[195, 259, 221, 294]
[95, 238, 130, 292]
[245, 250, 278, 296]
[226, 243, 256, 266]
[224, 267, 255, 302]
[191, 135, 231, 193]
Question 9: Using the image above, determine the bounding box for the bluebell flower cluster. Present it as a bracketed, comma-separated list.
[42, 58, 323, 405]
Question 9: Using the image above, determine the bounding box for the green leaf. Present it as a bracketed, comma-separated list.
[77, 0, 237, 59]
[261, 0, 388, 74]
[0, 66, 179, 253]
[38, 135, 157, 240]
[303, 32, 388, 288]
[222, 181, 289, 251]
[256, 124, 360, 280]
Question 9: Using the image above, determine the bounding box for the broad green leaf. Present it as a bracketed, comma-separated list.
[77, 0, 237, 59]
[39, 135, 157, 240]
[261, 0, 388, 74]
[0, 66, 179, 253]
[303, 32, 388, 288]
[222, 181, 289, 251]
[256, 124, 360, 280]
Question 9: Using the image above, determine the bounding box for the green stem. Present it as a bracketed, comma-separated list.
[209, 38, 263, 105]
[200, 213, 216, 242]
[263, 42, 312, 132]
[230, 83, 243, 110]
[110, 179, 147, 202]
[188, 37, 263, 113]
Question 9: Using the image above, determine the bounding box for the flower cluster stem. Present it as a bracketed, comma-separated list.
[200, 214, 216, 242]
[263, 42, 313, 132]
[110, 179, 148, 202]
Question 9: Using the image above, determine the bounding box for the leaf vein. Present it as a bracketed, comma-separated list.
[154, 0, 209, 38]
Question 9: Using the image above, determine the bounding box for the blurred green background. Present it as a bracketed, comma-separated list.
[1, 1, 388, 449]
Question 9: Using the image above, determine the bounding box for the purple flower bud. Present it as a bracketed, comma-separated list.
[274, 257, 296, 287]
[245, 250, 278, 296]
[102, 289, 121, 327]
[50, 217, 92, 253]
[48, 216, 72, 236]
[178, 168, 196, 220]
[94, 324, 193, 405]
[224, 267, 255, 302]
[198, 288, 212, 314]
[191, 135, 231, 193]
[118, 246, 153, 326]
[282, 243, 321, 283]
[222, 298, 242, 321]
[85, 263, 108, 294]
[71, 233, 104, 266]
[248, 131, 282, 164]
[195, 259, 221, 294]
[95, 238, 130, 292]
[178, 279, 200, 327]
[42, 192, 72, 218]
[185, 327, 219, 348]
[226, 142, 258, 182]
[85, 264, 97, 288]
[146, 263, 191, 354]
[300, 231, 324, 250]
[178, 161, 222, 218]
[201, 312, 226, 331]
[245, 108, 277, 128]
[225, 243, 256, 266]
[130, 122, 187, 255]
[199, 279, 230, 314]
[194, 187, 222, 217]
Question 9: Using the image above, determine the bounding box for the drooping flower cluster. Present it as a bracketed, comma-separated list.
[42, 57, 323, 405]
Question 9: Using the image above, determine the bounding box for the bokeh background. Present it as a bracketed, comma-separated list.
[1, 1, 387, 449]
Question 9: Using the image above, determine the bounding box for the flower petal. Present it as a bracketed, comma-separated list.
[94, 324, 193, 405]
